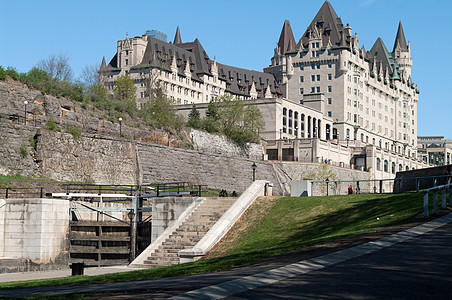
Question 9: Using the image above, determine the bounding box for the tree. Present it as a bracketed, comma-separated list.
[201, 95, 264, 143]
[36, 53, 73, 82]
[146, 89, 183, 132]
[80, 63, 100, 88]
[187, 104, 202, 129]
[114, 74, 136, 103]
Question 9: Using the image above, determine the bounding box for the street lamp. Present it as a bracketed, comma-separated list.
[23, 100, 28, 125]
[118, 117, 122, 137]
[325, 178, 329, 196]
[252, 162, 257, 182]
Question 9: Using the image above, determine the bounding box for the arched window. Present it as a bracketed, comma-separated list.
[406, 166, 409, 171]
[376, 158, 381, 171]
[392, 162, 395, 174]
[288, 110, 293, 134]
[384, 160, 388, 172]
[294, 112, 298, 137]
[399, 164, 402, 172]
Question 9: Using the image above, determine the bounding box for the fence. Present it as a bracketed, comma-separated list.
[309, 174, 452, 197]
[422, 184, 452, 217]
[0, 182, 207, 199]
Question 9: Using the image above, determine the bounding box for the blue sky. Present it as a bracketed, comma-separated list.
[1, 0, 450, 139]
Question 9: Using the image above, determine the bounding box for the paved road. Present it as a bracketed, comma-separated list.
[223, 222, 452, 299]
[0, 214, 451, 299]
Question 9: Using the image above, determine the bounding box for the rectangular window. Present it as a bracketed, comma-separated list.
[316, 86, 320, 93]
[311, 87, 315, 93]
[316, 75, 320, 81]
[300, 88, 304, 94]
[328, 74, 332, 80]
[315, 42, 319, 48]
[311, 64, 315, 70]
[328, 86, 332, 92]
[328, 50, 332, 55]
[300, 65, 304, 70]
[300, 53, 304, 58]
[300, 76, 304, 82]
[328, 98, 332, 104]
[316, 63, 320, 69]
[328, 111, 332, 117]
[300, 100, 304, 104]
[312, 43, 315, 48]
[316, 51, 320, 57]
[328, 62, 332, 68]
[312, 51, 315, 57]
[311, 75, 315, 81]
[125, 59, 129, 66]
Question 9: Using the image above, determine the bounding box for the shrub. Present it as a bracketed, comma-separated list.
[66, 126, 82, 139]
[20, 145, 28, 157]
[45, 120, 60, 131]
[0, 66, 7, 80]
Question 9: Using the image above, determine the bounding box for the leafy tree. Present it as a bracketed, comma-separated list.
[114, 74, 136, 103]
[36, 53, 73, 82]
[187, 104, 202, 129]
[202, 99, 221, 133]
[201, 95, 264, 143]
[145, 89, 183, 132]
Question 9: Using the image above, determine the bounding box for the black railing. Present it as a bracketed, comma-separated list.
[0, 182, 207, 199]
[0, 187, 44, 199]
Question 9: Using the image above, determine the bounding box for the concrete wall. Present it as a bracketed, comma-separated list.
[151, 197, 194, 243]
[394, 165, 452, 192]
[0, 198, 69, 271]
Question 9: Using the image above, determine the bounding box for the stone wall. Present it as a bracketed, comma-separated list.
[37, 130, 138, 185]
[190, 129, 263, 160]
[0, 198, 69, 272]
[394, 165, 452, 192]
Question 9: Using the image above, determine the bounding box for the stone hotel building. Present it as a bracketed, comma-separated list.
[100, 1, 430, 182]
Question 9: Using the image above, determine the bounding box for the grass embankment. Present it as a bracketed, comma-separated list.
[0, 191, 447, 290]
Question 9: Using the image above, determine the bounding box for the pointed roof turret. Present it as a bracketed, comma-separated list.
[100, 56, 107, 71]
[298, 1, 345, 48]
[174, 26, 182, 45]
[277, 20, 296, 55]
[393, 21, 408, 52]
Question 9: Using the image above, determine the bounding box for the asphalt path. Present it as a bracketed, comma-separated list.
[223, 222, 452, 299]
[0, 214, 451, 299]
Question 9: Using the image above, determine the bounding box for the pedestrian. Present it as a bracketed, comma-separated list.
[348, 185, 353, 195]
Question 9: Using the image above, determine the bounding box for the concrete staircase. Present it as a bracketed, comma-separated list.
[136, 198, 235, 268]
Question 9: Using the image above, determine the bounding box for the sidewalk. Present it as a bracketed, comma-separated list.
[0, 265, 131, 283]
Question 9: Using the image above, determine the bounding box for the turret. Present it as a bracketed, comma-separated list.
[393, 21, 412, 78]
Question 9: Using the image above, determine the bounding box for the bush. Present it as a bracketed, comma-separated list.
[20, 145, 28, 157]
[66, 126, 82, 139]
[0, 66, 7, 80]
[45, 120, 60, 131]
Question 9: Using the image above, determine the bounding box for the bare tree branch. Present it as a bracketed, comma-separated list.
[37, 52, 73, 82]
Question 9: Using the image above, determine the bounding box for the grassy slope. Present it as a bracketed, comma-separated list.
[0, 191, 447, 290]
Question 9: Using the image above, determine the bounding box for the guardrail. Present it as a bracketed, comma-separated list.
[422, 184, 452, 217]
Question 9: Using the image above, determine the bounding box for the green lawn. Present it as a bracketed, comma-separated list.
[0, 191, 447, 290]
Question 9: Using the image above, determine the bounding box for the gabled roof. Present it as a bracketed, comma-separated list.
[277, 20, 296, 55]
[107, 53, 118, 69]
[393, 21, 408, 52]
[176, 38, 211, 76]
[174, 26, 182, 45]
[298, 0, 346, 49]
[369, 37, 400, 80]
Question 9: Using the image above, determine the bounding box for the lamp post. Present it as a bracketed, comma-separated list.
[118, 117, 122, 137]
[23, 100, 28, 125]
[252, 162, 257, 182]
[325, 178, 329, 196]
